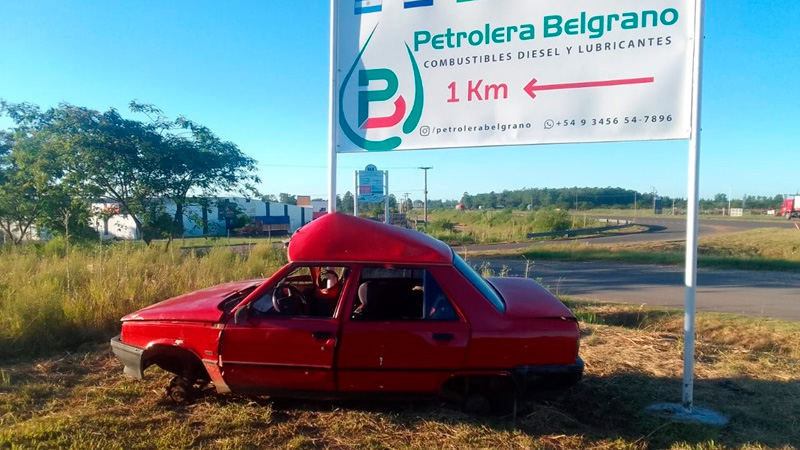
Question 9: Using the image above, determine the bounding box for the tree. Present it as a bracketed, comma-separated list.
[1, 100, 260, 244]
[130, 102, 260, 235]
[340, 191, 354, 213]
[44, 104, 167, 243]
[278, 193, 297, 205]
[0, 140, 43, 243]
[460, 192, 473, 209]
[35, 184, 97, 242]
[0, 108, 93, 244]
[0, 131, 10, 157]
[0, 109, 43, 243]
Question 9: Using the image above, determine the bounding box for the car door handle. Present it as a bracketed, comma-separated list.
[312, 331, 334, 340]
[432, 332, 454, 342]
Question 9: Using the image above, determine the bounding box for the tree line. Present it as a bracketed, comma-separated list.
[460, 187, 663, 211]
[458, 188, 786, 213]
[0, 100, 258, 244]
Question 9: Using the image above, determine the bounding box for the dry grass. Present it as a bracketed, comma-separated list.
[1, 301, 797, 450]
[575, 228, 800, 262]
[697, 229, 800, 260]
[558, 228, 800, 262]
[0, 241, 286, 357]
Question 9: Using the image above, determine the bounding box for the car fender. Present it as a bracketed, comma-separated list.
[140, 341, 207, 379]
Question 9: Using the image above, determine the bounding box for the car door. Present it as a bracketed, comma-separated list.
[217, 266, 347, 394]
[336, 266, 470, 394]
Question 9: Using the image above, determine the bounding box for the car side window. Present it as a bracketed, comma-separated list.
[251, 266, 348, 318]
[352, 267, 458, 321]
[422, 271, 459, 321]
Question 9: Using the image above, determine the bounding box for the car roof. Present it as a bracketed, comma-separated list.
[288, 213, 453, 265]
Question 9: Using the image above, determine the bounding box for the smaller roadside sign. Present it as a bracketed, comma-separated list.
[358, 165, 385, 203]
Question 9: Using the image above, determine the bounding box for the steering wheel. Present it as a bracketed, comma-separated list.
[271, 282, 309, 315]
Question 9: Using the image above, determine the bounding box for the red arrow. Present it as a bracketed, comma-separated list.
[524, 77, 654, 99]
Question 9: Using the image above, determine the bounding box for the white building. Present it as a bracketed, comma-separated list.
[90, 198, 314, 241]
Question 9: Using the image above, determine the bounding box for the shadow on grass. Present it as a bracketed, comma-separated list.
[547, 373, 799, 449]
[3, 346, 797, 449]
[178, 372, 799, 449]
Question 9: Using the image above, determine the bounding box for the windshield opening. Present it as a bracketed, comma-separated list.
[452, 252, 506, 313]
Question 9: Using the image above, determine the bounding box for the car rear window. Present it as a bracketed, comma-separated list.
[453, 253, 506, 313]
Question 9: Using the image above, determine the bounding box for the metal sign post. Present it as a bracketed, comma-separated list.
[326, 0, 338, 213]
[384, 172, 390, 225]
[682, 0, 706, 412]
[646, 0, 727, 425]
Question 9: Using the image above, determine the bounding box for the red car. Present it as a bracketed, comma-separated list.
[111, 213, 583, 410]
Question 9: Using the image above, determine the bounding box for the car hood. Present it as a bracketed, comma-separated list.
[485, 277, 575, 319]
[121, 279, 264, 323]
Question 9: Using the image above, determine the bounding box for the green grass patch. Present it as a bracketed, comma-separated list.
[418, 209, 599, 245]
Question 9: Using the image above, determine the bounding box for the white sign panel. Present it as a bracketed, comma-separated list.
[335, 0, 695, 153]
[358, 164, 385, 203]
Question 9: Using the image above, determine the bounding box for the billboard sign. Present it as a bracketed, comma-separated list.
[334, 0, 695, 152]
[358, 164, 385, 203]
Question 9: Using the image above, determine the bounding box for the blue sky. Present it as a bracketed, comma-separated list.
[1, 1, 798, 203]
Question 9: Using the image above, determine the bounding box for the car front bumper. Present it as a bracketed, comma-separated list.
[110, 335, 145, 380]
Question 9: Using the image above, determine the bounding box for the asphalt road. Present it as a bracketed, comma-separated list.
[478, 259, 800, 321]
[469, 216, 800, 321]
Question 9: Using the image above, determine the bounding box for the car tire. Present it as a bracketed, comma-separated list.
[166, 376, 195, 404]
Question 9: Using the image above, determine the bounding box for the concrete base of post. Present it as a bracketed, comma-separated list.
[645, 403, 728, 426]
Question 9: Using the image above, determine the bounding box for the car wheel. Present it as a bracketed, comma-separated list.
[166, 376, 195, 404]
[786, 212, 792, 220]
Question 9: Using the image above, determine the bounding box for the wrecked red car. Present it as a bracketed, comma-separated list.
[111, 213, 583, 409]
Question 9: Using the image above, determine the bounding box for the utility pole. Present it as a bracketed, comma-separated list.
[651, 186, 658, 214]
[418, 167, 432, 224]
[403, 192, 410, 214]
[354, 171, 358, 216]
[728, 186, 732, 216]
